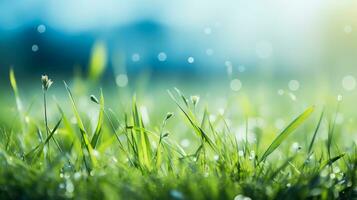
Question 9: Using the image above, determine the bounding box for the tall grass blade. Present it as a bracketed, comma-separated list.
[9, 68, 25, 131]
[168, 90, 217, 152]
[327, 103, 340, 159]
[91, 90, 105, 148]
[259, 106, 315, 163]
[64, 81, 98, 170]
[308, 110, 324, 155]
[132, 96, 152, 170]
[9, 68, 19, 97]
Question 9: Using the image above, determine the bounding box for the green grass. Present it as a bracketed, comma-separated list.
[0, 70, 356, 200]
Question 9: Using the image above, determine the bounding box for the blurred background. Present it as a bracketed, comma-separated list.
[1, 0, 357, 144]
[0, 0, 357, 91]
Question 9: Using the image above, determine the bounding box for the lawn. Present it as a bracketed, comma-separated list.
[0, 68, 355, 200]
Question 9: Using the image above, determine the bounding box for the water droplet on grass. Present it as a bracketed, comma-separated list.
[249, 151, 255, 160]
[291, 142, 301, 152]
[93, 150, 100, 158]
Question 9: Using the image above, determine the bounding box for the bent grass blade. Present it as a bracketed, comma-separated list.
[259, 106, 315, 164]
[64, 81, 98, 170]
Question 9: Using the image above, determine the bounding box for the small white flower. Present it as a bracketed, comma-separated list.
[41, 75, 53, 91]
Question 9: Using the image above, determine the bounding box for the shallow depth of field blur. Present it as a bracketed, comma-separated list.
[0, 1, 356, 200]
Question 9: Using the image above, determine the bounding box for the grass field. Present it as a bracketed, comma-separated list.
[0, 69, 356, 200]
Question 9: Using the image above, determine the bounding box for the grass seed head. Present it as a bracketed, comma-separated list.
[162, 132, 169, 138]
[90, 95, 100, 104]
[190, 95, 200, 107]
[41, 75, 53, 91]
[165, 112, 174, 120]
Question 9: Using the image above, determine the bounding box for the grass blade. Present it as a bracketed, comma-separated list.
[9, 68, 25, 131]
[91, 89, 105, 148]
[320, 153, 345, 170]
[168, 89, 217, 152]
[25, 118, 62, 163]
[259, 106, 315, 163]
[132, 96, 153, 170]
[64, 81, 98, 170]
[308, 110, 324, 155]
[9, 68, 19, 97]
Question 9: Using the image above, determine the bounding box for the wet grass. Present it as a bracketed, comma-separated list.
[0, 70, 356, 200]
